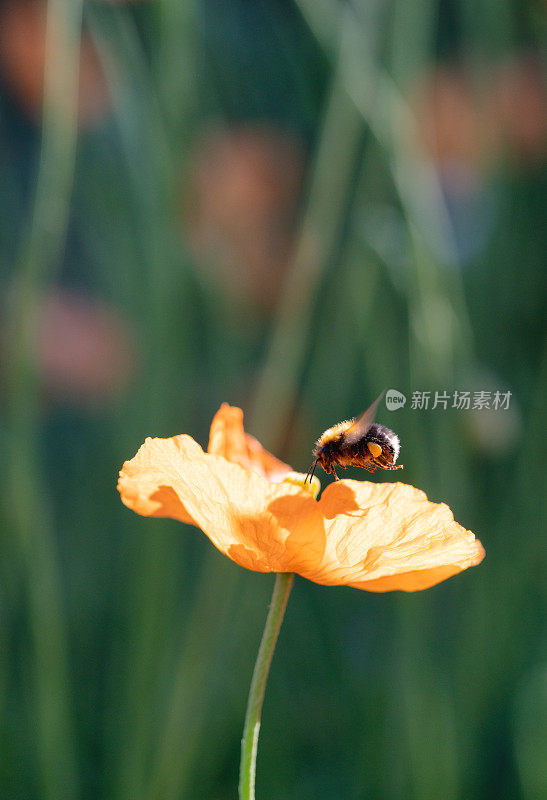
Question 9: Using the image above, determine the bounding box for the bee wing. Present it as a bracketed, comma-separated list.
[343, 391, 385, 445]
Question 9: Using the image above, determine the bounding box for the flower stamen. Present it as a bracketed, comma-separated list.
[282, 471, 321, 499]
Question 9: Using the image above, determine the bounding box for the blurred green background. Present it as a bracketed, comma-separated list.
[1, 0, 545, 798]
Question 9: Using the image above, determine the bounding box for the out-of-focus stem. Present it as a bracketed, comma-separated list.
[6, 2, 83, 798]
[249, 21, 365, 448]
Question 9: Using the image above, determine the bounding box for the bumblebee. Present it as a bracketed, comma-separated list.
[306, 393, 403, 482]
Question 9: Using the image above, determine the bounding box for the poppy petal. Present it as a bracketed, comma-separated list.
[117, 434, 200, 526]
[118, 434, 325, 575]
[300, 480, 484, 591]
[207, 403, 292, 481]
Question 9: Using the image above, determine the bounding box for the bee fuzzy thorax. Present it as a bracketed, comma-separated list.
[314, 420, 354, 450]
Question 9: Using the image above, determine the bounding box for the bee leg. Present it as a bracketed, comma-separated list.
[332, 467, 340, 480]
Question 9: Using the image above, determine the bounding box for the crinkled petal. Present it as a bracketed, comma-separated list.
[117, 434, 199, 526]
[207, 403, 292, 481]
[118, 434, 325, 574]
[298, 480, 484, 591]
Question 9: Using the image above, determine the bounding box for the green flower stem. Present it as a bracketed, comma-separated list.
[239, 572, 295, 800]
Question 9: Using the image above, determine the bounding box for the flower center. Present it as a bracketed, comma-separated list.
[282, 471, 321, 500]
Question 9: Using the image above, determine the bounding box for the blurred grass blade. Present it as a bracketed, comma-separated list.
[147, 557, 240, 800]
[86, 9, 201, 798]
[249, 13, 366, 447]
[5, 1, 84, 798]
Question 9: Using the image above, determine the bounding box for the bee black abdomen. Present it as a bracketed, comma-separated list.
[367, 424, 400, 465]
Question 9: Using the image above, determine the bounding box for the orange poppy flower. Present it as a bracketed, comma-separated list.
[118, 404, 484, 591]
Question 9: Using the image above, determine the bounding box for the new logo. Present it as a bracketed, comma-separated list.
[386, 389, 406, 411]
